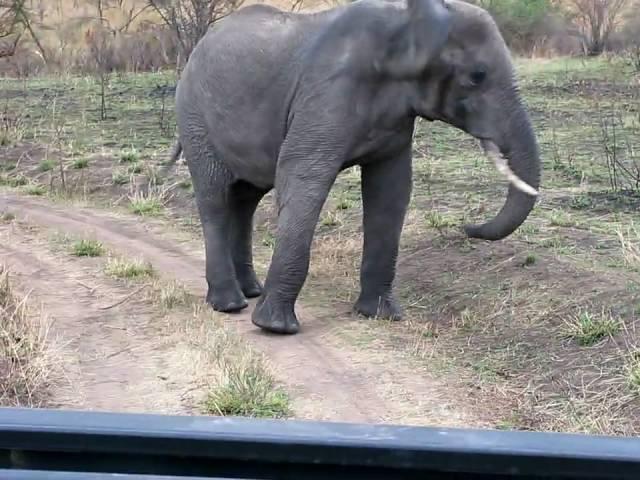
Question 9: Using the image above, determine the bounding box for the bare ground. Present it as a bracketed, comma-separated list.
[1, 190, 488, 426]
[0, 220, 197, 414]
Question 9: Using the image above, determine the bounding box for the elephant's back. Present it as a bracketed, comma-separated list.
[175, 5, 340, 186]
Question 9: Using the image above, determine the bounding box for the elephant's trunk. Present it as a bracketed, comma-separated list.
[464, 105, 541, 241]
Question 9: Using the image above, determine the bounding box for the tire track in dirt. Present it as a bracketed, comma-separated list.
[2, 192, 484, 426]
[0, 223, 196, 414]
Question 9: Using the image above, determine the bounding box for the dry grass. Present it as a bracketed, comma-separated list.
[0, 265, 57, 407]
[164, 304, 291, 418]
[306, 233, 361, 303]
[128, 187, 169, 216]
[151, 280, 192, 310]
[105, 256, 154, 279]
[23, 183, 47, 196]
[617, 223, 640, 270]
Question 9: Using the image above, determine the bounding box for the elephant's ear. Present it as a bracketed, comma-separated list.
[376, 0, 452, 78]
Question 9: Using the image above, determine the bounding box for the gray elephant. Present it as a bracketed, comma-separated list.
[166, 0, 541, 334]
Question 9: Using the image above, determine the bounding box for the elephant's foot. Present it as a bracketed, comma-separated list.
[252, 295, 300, 334]
[237, 269, 263, 299]
[354, 293, 403, 321]
[206, 284, 248, 313]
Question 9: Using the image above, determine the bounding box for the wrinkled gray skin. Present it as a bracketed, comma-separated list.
[169, 0, 541, 334]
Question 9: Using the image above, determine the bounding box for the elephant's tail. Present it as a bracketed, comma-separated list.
[159, 140, 183, 180]
[168, 140, 183, 166]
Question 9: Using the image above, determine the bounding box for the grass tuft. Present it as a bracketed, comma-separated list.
[38, 159, 55, 172]
[562, 309, 620, 346]
[119, 150, 139, 164]
[320, 210, 341, 227]
[617, 224, 640, 271]
[128, 190, 166, 216]
[24, 183, 47, 196]
[549, 209, 576, 228]
[205, 354, 290, 418]
[426, 210, 457, 230]
[155, 280, 191, 309]
[0, 174, 28, 187]
[72, 158, 89, 170]
[71, 239, 105, 257]
[112, 169, 130, 185]
[626, 351, 640, 392]
[105, 257, 154, 279]
[127, 163, 143, 174]
[1, 211, 15, 222]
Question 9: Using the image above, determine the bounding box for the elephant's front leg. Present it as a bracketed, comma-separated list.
[355, 148, 412, 320]
[251, 142, 342, 334]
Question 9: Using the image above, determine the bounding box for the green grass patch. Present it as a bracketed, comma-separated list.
[336, 197, 354, 210]
[320, 211, 341, 227]
[562, 310, 620, 346]
[71, 239, 105, 257]
[128, 191, 165, 216]
[72, 158, 89, 169]
[38, 159, 55, 172]
[570, 193, 593, 210]
[549, 209, 576, 228]
[127, 163, 143, 174]
[205, 357, 290, 419]
[119, 150, 139, 164]
[523, 253, 537, 266]
[426, 210, 457, 230]
[112, 169, 130, 185]
[0, 174, 28, 187]
[627, 351, 640, 392]
[262, 231, 276, 249]
[24, 183, 47, 196]
[105, 257, 154, 279]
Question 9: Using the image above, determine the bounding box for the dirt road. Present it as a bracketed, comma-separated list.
[1, 191, 486, 426]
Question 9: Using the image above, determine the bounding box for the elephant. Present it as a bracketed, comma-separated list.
[166, 0, 541, 335]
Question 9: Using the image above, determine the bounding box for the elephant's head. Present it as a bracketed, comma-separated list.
[378, 0, 541, 241]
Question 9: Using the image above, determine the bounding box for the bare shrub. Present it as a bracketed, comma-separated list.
[85, 26, 117, 120]
[148, 0, 245, 69]
[597, 105, 640, 193]
[564, 0, 630, 56]
[618, 8, 640, 71]
[0, 0, 24, 58]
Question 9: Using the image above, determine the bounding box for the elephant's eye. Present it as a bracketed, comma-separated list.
[470, 70, 486, 86]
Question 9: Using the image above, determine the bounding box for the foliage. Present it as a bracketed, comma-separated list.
[470, 0, 557, 53]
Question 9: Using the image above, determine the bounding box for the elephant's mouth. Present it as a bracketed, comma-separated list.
[481, 139, 538, 197]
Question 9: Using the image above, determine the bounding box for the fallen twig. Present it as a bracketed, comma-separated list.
[98, 284, 150, 310]
[75, 280, 97, 294]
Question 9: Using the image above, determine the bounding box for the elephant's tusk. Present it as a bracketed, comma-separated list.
[482, 140, 539, 197]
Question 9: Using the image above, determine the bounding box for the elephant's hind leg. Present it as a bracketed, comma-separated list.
[229, 181, 268, 299]
[184, 137, 247, 313]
